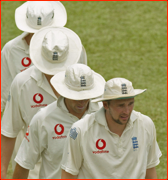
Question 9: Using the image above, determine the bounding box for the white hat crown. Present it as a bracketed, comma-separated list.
[65, 64, 94, 91]
[104, 78, 135, 98]
[41, 30, 69, 63]
[26, 1, 54, 29]
[91, 78, 146, 102]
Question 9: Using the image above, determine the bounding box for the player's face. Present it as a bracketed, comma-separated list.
[64, 98, 90, 119]
[104, 98, 134, 125]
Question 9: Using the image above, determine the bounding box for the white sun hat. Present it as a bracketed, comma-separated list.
[29, 26, 82, 75]
[50, 64, 106, 100]
[15, 1, 67, 33]
[92, 78, 146, 102]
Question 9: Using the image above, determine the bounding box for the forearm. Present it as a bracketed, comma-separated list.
[1, 135, 16, 179]
[61, 169, 78, 179]
[145, 167, 157, 179]
[13, 163, 29, 179]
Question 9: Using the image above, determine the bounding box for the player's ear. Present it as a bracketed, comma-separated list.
[103, 101, 109, 110]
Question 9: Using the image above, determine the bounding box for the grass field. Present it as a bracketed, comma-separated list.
[1, 1, 167, 179]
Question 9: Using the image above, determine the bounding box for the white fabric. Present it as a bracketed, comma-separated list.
[15, 1, 67, 33]
[1, 65, 57, 179]
[1, 32, 32, 112]
[30, 26, 83, 75]
[92, 78, 146, 102]
[61, 108, 162, 179]
[51, 64, 105, 100]
[15, 97, 101, 179]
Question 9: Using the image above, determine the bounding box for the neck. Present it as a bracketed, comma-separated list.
[24, 33, 34, 45]
[105, 110, 126, 137]
[44, 74, 60, 98]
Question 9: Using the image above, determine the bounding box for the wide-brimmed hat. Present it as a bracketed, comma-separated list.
[92, 78, 146, 102]
[15, 1, 67, 33]
[29, 26, 82, 75]
[50, 64, 106, 100]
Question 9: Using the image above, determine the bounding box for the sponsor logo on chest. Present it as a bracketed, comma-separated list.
[52, 124, 67, 139]
[20, 57, 32, 72]
[93, 139, 109, 154]
[31, 93, 47, 108]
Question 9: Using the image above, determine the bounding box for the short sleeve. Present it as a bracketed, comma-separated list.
[77, 45, 87, 65]
[61, 124, 83, 175]
[147, 121, 162, 169]
[1, 45, 13, 112]
[14, 114, 44, 170]
[1, 75, 24, 137]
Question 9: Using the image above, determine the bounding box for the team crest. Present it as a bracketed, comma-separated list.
[121, 83, 128, 94]
[69, 127, 78, 140]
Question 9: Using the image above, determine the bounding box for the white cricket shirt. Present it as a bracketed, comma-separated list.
[1, 32, 33, 112]
[61, 108, 162, 179]
[1, 65, 57, 178]
[15, 97, 101, 179]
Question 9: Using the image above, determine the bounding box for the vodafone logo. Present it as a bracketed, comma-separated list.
[96, 139, 106, 150]
[21, 57, 32, 67]
[54, 124, 64, 135]
[33, 93, 43, 104]
[52, 124, 67, 139]
[93, 139, 109, 154]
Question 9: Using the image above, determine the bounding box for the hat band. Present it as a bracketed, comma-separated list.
[103, 93, 136, 98]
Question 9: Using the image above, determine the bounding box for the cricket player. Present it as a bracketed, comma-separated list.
[1, 26, 84, 179]
[61, 78, 162, 179]
[12, 64, 105, 179]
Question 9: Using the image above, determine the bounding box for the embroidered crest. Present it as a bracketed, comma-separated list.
[69, 127, 78, 140]
[37, 17, 42, 25]
[121, 83, 127, 94]
[80, 76, 86, 87]
[132, 137, 139, 151]
[53, 52, 58, 60]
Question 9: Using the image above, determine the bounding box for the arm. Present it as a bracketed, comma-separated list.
[145, 167, 157, 179]
[1, 135, 16, 179]
[13, 163, 29, 179]
[1, 46, 13, 112]
[61, 169, 78, 179]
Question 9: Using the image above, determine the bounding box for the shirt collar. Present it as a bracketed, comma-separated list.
[30, 66, 56, 98]
[16, 32, 30, 54]
[30, 66, 43, 85]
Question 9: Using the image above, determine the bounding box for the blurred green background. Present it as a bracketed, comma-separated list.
[1, 1, 167, 179]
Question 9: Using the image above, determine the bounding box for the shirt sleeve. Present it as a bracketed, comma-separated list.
[147, 121, 162, 169]
[14, 113, 45, 170]
[77, 45, 87, 65]
[1, 75, 24, 137]
[61, 124, 83, 175]
[1, 44, 13, 112]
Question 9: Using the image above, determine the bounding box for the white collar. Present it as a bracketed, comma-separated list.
[16, 32, 30, 54]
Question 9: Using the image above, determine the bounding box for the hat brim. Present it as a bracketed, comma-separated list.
[51, 71, 106, 100]
[15, 1, 67, 33]
[30, 26, 82, 75]
[91, 89, 147, 102]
